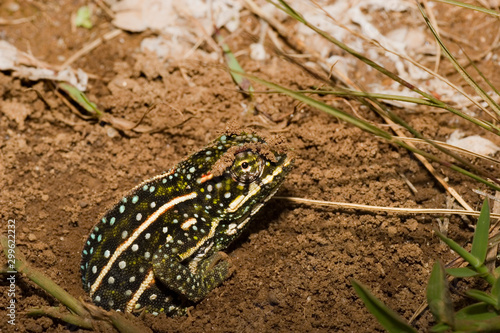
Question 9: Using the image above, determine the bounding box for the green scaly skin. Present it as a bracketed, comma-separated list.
[80, 132, 293, 316]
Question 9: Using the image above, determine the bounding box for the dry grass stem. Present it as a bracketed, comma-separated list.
[60, 29, 122, 70]
[275, 197, 497, 218]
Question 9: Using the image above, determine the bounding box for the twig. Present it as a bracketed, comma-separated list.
[0, 16, 35, 25]
[274, 196, 497, 218]
[486, 191, 500, 272]
[399, 172, 418, 194]
[395, 136, 500, 165]
[60, 29, 122, 70]
[93, 0, 115, 19]
[422, 0, 442, 73]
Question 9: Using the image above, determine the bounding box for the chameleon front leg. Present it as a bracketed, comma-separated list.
[152, 245, 232, 302]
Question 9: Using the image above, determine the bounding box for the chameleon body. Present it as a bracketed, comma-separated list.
[80, 132, 293, 316]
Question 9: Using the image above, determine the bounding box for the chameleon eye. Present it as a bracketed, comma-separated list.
[230, 151, 263, 183]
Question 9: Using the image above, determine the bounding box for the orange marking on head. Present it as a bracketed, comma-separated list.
[200, 173, 213, 183]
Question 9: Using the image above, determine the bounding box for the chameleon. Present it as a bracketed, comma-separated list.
[80, 131, 293, 316]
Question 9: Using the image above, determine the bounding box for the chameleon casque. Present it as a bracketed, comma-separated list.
[80, 131, 293, 316]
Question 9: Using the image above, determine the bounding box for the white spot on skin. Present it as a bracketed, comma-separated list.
[119, 261, 126, 269]
[136, 213, 142, 221]
[224, 192, 231, 199]
[104, 250, 110, 258]
[150, 294, 157, 300]
[151, 202, 156, 208]
[119, 205, 125, 213]
[95, 296, 101, 302]
[145, 252, 150, 259]
[92, 266, 97, 274]
[163, 226, 168, 233]
[129, 276, 136, 282]
[131, 244, 139, 252]
[122, 230, 128, 239]
[108, 276, 115, 284]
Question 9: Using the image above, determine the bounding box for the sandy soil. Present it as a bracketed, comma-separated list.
[1, 1, 499, 332]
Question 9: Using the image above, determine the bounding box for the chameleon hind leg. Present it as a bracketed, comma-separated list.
[152, 245, 232, 302]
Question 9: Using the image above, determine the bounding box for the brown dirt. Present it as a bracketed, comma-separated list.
[1, 1, 499, 332]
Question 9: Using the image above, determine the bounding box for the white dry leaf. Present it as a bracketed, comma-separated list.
[110, 0, 240, 60]
[362, 0, 414, 12]
[447, 130, 500, 156]
[0, 40, 88, 91]
[111, 0, 175, 32]
[250, 43, 267, 61]
[110, 0, 241, 34]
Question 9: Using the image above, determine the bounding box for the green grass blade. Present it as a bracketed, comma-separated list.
[417, 3, 500, 119]
[455, 302, 499, 321]
[214, 30, 254, 99]
[58, 82, 103, 117]
[462, 50, 500, 101]
[435, 231, 481, 268]
[430, 323, 451, 332]
[492, 278, 500, 310]
[351, 279, 417, 333]
[27, 307, 93, 329]
[435, 230, 495, 285]
[295, 89, 440, 107]
[446, 267, 480, 278]
[0, 236, 88, 317]
[238, 71, 500, 192]
[433, 0, 500, 17]
[454, 303, 500, 332]
[471, 199, 490, 263]
[427, 262, 455, 327]
[466, 289, 498, 307]
[274, 1, 500, 134]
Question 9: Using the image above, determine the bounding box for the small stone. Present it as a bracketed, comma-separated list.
[6, 2, 20, 13]
[267, 291, 280, 306]
[79, 201, 88, 208]
[28, 233, 37, 241]
[387, 226, 398, 237]
[107, 126, 119, 138]
[41, 194, 49, 201]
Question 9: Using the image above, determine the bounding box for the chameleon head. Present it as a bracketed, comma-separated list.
[190, 132, 294, 245]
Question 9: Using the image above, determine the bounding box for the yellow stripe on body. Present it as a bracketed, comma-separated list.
[178, 218, 220, 261]
[126, 269, 155, 313]
[90, 192, 198, 296]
